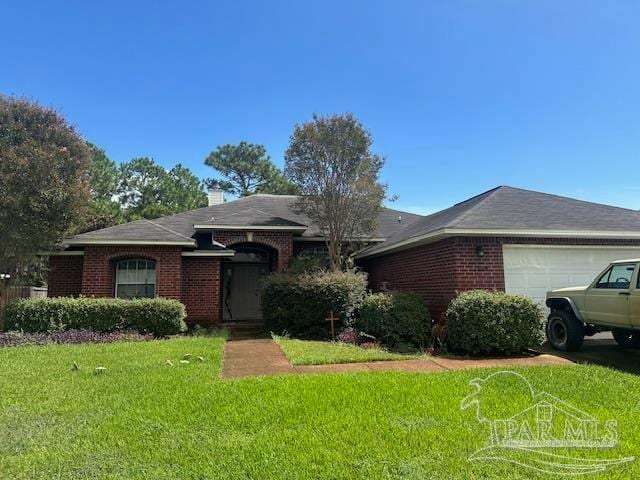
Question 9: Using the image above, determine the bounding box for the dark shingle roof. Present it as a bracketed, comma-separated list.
[195, 208, 307, 228]
[358, 186, 640, 258]
[66, 218, 197, 245]
[66, 194, 422, 245]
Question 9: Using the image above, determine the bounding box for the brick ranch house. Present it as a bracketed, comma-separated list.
[47, 185, 640, 325]
[47, 189, 421, 326]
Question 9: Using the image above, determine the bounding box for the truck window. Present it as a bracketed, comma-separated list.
[596, 264, 635, 289]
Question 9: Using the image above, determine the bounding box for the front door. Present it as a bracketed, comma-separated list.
[223, 264, 265, 321]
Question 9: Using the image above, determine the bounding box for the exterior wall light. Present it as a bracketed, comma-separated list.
[476, 245, 485, 258]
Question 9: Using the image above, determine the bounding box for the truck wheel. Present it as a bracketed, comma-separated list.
[612, 329, 640, 349]
[546, 310, 584, 352]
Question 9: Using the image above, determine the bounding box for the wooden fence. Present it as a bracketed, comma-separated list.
[0, 286, 47, 322]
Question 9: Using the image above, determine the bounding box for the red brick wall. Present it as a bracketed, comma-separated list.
[213, 230, 293, 271]
[181, 257, 221, 327]
[81, 246, 183, 299]
[359, 238, 458, 320]
[360, 236, 640, 320]
[48, 256, 84, 297]
[453, 238, 505, 292]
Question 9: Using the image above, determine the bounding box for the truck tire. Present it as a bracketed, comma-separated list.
[612, 329, 640, 349]
[546, 310, 584, 352]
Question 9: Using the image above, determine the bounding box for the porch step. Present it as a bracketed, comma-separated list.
[224, 322, 268, 340]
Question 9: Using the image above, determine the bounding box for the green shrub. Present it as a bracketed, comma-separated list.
[445, 290, 544, 355]
[356, 291, 430, 350]
[261, 270, 367, 337]
[3, 297, 187, 337]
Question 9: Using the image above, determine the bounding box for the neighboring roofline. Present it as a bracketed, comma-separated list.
[63, 239, 196, 246]
[356, 228, 640, 259]
[181, 250, 236, 257]
[193, 224, 307, 233]
[38, 250, 85, 256]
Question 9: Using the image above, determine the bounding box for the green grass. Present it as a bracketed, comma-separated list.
[1, 334, 640, 479]
[273, 335, 422, 365]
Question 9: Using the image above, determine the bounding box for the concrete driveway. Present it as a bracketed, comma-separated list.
[539, 333, 640, 375]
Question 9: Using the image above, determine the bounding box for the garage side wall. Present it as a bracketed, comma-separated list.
[359, 238, 458, 320]
[453, 237, 505, 292]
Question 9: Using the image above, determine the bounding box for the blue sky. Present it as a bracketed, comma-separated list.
[2, 1, 639, 214]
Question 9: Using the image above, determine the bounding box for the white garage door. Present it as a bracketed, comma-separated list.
[503, 245, 640, 305]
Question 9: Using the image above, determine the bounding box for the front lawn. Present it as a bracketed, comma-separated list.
[1, 334, 640, 479]
[273, 335, 422, 365]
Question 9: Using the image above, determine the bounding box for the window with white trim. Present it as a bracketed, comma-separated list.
[115, 259, 156, 298]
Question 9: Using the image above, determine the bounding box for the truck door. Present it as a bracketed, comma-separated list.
[584, 263, 634, 327]
[631, 263, 640, 327]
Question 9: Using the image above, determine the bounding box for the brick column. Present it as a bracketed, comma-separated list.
[181, 256, 222, 327]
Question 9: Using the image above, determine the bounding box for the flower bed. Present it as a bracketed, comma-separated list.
[0, 329, 154, 348]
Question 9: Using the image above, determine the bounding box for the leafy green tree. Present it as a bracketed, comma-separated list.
[87, 143, 119, 201]
[79, 198, 125, 233]
[165, 164, 209, 212]
[0, 95, 91, 272]
[119, 157, 206, 220]
[205, 141, 298, 196]
[73, 143, 124, 232]
[285, 113, 386, 270]
[255, 169, 300, 195]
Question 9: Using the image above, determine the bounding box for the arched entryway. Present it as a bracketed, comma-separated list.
[222, 243, 277, 322]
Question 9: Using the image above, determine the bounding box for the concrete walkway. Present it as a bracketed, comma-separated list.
[220, 337, 574, 379]
[222, 338, 296, 378]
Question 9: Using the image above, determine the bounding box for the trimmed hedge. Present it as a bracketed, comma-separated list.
[357, 291, 430, 350]
[3, 297, 187, 337]
[445, 290, 544, 355]
[261, 271, 368, 337]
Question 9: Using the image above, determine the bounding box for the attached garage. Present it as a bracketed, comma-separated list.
[503, 245, 640, 305]
[358, 186, 640, 319]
